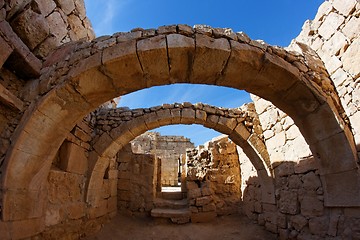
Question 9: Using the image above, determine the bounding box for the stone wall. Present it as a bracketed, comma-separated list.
[131, 131, 194, 187]
[251, 95, 312, 165]
[292, 0, 360, 156]
[23, 116, 115, 239]
[186, 136, 242, 222]
[0, 0, 95, 203]
[117, 143, 158, 215]
[3, 0, 94, 59]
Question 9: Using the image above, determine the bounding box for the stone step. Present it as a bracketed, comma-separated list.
[151, 208, 191, 221]
[158, 191, 185, 200]
[153, 198, 188, 209]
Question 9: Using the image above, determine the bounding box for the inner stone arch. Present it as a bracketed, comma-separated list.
[86, 102, 274, 210]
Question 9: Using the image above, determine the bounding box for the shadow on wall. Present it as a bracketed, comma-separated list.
[242, 158, 360, 240]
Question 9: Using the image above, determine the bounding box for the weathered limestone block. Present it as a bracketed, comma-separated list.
[68, 14, 87, 40]
[0, 35, 13, 68]
[11, 8, 49, 50]
[67, 202, 85, 219]
[191, 34, 230, 84]
[11, 218, 45, 240]
[322, 31, 348, 56]
[48, 170, 83, 204]
[290, 215, 308, 231]
[342, 17, 360, 40]
[332, 0, 357, 16]
[309, 216, 329, 237]
[302, 172, 322, 191]
[278, 190, 298, 214]
[33, 0, 56, 16]
[196, 196, 212, 206]
[342, 38, 360, 78]
[54, 0, 75, 15]
[45, 207, 61, 226]
[318, 12, 345, 40]
[59, 141, 88, 175]
[137, 35, 169, 86]
[300, 196, 324, 217]
[166, 34, 195, 82]
[46, 11, 68, 41]
[274, 162, 295, 177]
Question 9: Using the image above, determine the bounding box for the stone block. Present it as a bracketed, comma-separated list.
[166, 34, 195, 82]
[60, 141, 88, 175]
[46, 11, 68, 41]
[89, 199, 108, 219]
[196, 196, 212, 206]
[180, 108, 195, 124]
[191, 34, 230, 84]
[48, 171, 83, 202]
[11, 8, 50, 50]
[191, 211, 216, 223]
[11, 217, 45, 239]
[332, 0, 357, 15]
[302, 172, 322, 191]
[68, 14, 87, 40]
[108, 196, 117, 213]
[274, 162, 294, 177]
[265, 222, 278, 234]
[342, 38, 360, 78]
[67, 202, 85, 219]
[342, 17, 360, 40]
[0, 221, 11, 240]
[188, 188, 202, 199]
[137, 35, 170, 86]
[300, 196, 324, 217]
[322, 170, 360, 207]
[318, 12, 345, 40]
[279, 190, 298, 214]
[33, 0, 56, 16]
[45, 207, 61, 226]
[73, 126, 92, 142]
[0, 35, 13, 68]
[0, 21, 41, 78]
[309, 216, 329, 237]
[55, 0, 75, 15]
[290, 215, 308, 231]
[322, 31, 348, 56]
[331, 68, 348, 87]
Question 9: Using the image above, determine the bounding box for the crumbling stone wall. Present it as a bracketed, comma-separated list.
[186, 136, 242, 222]
[155, 135, 194, 186]
[130, 131, 194, 187]
[3, 0, 94, 59]
[294, 0, 360, 157]
[0, 0, 95, 205]
[117, 143, 158, 215]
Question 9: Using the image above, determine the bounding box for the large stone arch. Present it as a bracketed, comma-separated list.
[1, 25, 359, 224]
[86, 102, 274, 207]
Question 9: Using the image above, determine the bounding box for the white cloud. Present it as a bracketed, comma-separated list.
[88, 0, 131, 36]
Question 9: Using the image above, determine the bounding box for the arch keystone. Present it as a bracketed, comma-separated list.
[137, 35, 170, 86]
[191, 34, 230, 84]
[102, 40, 145, 92]
[166, 34, 195, 83]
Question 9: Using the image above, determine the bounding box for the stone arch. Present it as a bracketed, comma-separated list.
[2, 25, 359, 224]
[86, 103, 274, 207]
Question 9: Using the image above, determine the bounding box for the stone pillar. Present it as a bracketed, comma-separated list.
[180, 154, 187, 193]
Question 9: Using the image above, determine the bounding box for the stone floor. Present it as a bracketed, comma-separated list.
[83, 213, 277, 240]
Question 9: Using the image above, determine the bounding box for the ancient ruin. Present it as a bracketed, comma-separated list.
[0, 0, 360, 239]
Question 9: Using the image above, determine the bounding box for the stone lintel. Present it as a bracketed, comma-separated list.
[0, 20, 41, 78]
[0, 83, 24, 111]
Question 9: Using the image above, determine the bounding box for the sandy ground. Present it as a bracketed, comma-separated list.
[84, 214, 277, 240]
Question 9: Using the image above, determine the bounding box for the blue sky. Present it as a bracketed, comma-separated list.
[84, 0, 323, 146]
